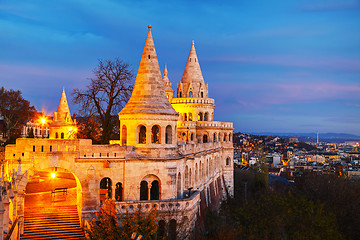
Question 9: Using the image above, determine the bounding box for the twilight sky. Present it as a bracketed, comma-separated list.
[1, 0, 360, 135]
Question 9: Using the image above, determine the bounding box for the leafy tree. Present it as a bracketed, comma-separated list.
[85, 198, 158, 240]
[0, 87, 36, 143]
[72, 58, 134, 144]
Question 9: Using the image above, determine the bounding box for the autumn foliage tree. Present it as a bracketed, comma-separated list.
[0, 87, 36, 143]
[85, 198, 158, 240]
[72, 58, 134, 144]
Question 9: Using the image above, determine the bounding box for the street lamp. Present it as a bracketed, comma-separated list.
[39, 115, 47, 138]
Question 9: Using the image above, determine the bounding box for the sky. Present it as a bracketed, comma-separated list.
[1, 0, 359, 135]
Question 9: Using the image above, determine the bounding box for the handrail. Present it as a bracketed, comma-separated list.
[4, 216, 19, 240]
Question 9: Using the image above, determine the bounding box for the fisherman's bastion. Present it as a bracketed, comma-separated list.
[2, 26, 234, 239]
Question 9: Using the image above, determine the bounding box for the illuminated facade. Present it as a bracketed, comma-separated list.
[2, 26, 233, 239]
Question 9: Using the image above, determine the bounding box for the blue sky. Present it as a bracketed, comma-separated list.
[1, 0, 359, 135]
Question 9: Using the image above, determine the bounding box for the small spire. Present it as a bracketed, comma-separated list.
[192, 40, 194, 45]
[148, 25, 152, 30]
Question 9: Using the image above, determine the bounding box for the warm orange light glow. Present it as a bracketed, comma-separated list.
[40, 116, 46, 125]
[51, 172, 56, 178]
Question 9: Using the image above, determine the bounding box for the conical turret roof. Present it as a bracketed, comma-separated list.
[180, 41, 205, 85]
[57, 87, 71, 115]
[162, 64, 173, 91]
[119, 26, 177, 116]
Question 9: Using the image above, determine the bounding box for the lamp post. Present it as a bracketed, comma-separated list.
[40, 115, 46, 138]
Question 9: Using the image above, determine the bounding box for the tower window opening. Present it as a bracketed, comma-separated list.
[55, 132, 58, 139]
[100, 177, 112, 202]
[179, 92, 182, 98]
[115, 182, 123, 201]
[166, 125, 172, 144]
[148, 55, 150, 59]
[152, 125, 160, 144]
[195, 58, 197, 62]
[138, 125, 146, 144]
[61, 132, 64, 139]
[189, 91, 193, 97]
[201, 92, 204, 98]
[184, 113, 188, 121]
[189, 113, 193, 121]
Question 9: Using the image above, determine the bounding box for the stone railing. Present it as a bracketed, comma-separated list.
[196, 121, 233, 129]
[115, 191, 200, 214]
[172, 98, 215, 105]
[178, 142, 234, 156]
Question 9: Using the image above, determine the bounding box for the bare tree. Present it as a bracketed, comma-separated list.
[72, 58, 134, 144]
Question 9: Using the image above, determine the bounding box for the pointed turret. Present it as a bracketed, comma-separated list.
[162, 64, 174, 102]
[57, 88, 71, 119]
[49, 88, 77, 139]
[119, 26, 177, 116]
[118, 26, 178, 148]
[178, 41, 208, 98]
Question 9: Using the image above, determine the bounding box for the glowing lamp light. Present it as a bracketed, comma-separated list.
[40, 117, 46, 124]
[51, 172, 56, 178]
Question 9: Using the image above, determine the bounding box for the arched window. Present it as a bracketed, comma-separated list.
[195, 163, 198, 184]
[61, 132, 64, 139]
[179, 92, 182, 97]
[152, 125, 160, 144]
[184, 113, 187, 121]
[203, 134, 208, 143]
[189, 91, 193, 97]
[121, 125, 127, 146]
[115, 182, 123, 201]
[213, 133, 216, 142]
[201, 92, 204, 98]
[169, 219, 177, 240]
[158, 220, 166, 239]
[189, 113, 192, 121]
[166, 125, 172, 144]
[223, 133, 227, 142]
[206, 159, 209, 177]
[189, 168, 192, 187]
[198, 112, 203, 121]
[190, 133, 194, 141]
[100, 177, 112, 202]
[150, 180, 160, 200]
[199, 161, 203, 180]
[226, 157, 231, 166]
[204, 112, 209, 121]
[138, 125, 146, 144]
[177, 173, 182, 198]
[140, 181, 148, 200]
[229, 133, 232, 142]
[185, 166, 189, 189]
[55, 132, 58, 139]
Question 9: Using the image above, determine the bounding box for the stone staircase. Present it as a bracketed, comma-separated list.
[21, 205, 85, 240]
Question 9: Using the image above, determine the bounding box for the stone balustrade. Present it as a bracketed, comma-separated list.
[172, 98, 215, 105]
[115, 190, 200, 214]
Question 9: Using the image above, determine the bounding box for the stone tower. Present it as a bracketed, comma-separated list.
[49, 88, 77, 139]
[172, 41, 215, 143]
[118, 26, 179, 155]
[162, 64, 174, 102]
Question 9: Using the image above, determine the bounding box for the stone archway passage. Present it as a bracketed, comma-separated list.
[22, 168, 85, 239]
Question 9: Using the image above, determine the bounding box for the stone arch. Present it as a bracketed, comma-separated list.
[190, 133, 194, 141]
[61, 132, 64, 139]
[204, 112, 209, 121]
[121, 125, 127, 146]
[226, 157, 231, 166]
[151, 125, 161, 144]
[189, 91, 193, 97]
[138, 125, 146, 144]
[140, 174, 161, 200]
[185, 166, 189, 189]
[158, 220, 166, 238]
[223, 133, 227, 142]
[195, 163, 198, 185]
[198, 112, 203, 121]
[100, 177, 112, 201]
[55, 132, 58, 139]
[169, 219, 177, 240]
[115, 182, 123, 201]
[165, 125, 172, 144]
[177, 172, 182, 198]
[203, 133, 208, 143]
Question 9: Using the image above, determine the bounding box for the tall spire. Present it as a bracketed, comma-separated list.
[162, 64, 174, 102]
[57, 87, 71, 116]
[181, 41, 205, 85]
[119, 26, 177, 116]
[178, 41, 208, 98]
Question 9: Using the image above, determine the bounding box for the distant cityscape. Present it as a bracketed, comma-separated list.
[233, 132, 360, 179]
